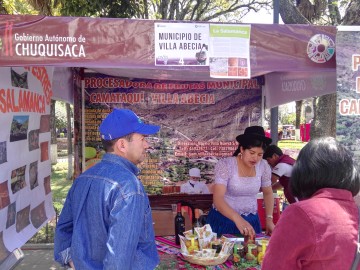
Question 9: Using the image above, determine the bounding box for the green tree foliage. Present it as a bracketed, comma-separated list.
[2, 0, 55, 15]
[280, 112, 296, 126]
[5, 0, 273, 22]
[55, 101, 73, 133]
[58, 0, 140, 18]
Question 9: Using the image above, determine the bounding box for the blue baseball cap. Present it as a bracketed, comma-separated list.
[99, 109, 160, 140]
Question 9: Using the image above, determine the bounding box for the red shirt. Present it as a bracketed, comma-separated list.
[262, 188, 359, 270]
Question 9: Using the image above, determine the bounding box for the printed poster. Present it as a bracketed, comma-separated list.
[336, 26, 360, 164]
[155, 22, 209, 66]
[81, 74, 263, 195]
[209, 24, 251, 79]
[0, 67, 55, 263]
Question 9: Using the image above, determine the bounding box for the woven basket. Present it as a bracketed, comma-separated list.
[181, 253, 230, 266]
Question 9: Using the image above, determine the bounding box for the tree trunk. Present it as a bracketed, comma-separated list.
[66, 103, 73, 180]
[295, 100, 302, 129]
[310, 93, 336, 138]
[50, 100, 58, 165]
[342, 0, 360, 25]
[279, 0, 309, 24]
[0, 0, 8, 14]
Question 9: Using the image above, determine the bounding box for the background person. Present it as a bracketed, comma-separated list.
[180, 167, 210, 194]
[54, 108, 160, 270]
[263, 145, 296, 204]
[262, 137, 360, 270]
[206, 126, 275, 237]
[250, 106, 261, 126]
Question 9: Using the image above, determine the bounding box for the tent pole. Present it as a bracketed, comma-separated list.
[270, 108, 279, 145]
[270, 0, 280, 145]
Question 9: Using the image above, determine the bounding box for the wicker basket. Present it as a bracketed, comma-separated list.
[181, 253, 230, 266]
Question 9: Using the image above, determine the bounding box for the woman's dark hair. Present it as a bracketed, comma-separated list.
[101, 133, 134, 153]
[233, 137, 269, 156]
[290, 137, 360, 199]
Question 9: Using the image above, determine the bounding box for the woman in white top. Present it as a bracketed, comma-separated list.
[206, 126, 275, 237]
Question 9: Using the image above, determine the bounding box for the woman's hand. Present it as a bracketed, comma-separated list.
[69, 260, 75, 270]
[265, 218, 275, 235]
[234, 215, 256, 237]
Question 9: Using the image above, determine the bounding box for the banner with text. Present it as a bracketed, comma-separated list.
[209, 24, 251, 79]
[336, 26, 360, 164]
[0, 66, 55, 263]
[264, 70, 336, 108]
[155, 22, 209, 66]
[0, 15, 335, 82]
[82, 74, 263, 195]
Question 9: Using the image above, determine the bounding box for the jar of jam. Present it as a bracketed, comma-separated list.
[244, 235, 255, 254]
[237, 244, 246, 258]
[244, 235, 255, 245]
[246, 244, 258, 262]
[211, 241, 222, 254]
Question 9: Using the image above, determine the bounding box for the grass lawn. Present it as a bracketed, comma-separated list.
[278, 140, 307, 150]
[51, 161, 72, 213]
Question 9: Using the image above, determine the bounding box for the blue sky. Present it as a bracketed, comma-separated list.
[242, 9, 284, 24]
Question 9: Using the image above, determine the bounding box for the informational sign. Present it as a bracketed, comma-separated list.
[0, 16, 336, 83]
[0, 66, 55, 263]
[209, 24, 251, 79]
[336, 26, 360, 164]
[80, 73, 263, 195]
[154, 22, 209, 66]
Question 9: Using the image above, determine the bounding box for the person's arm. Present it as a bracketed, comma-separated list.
[262, 186, 275, 234]
[271, 173, 283, 191]
[261, 161, 275, 234]
[103, 193, 145, 269]
[213, 184, 256, 236]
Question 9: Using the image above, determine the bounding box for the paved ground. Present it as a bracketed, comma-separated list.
[13, 244, 66, 270]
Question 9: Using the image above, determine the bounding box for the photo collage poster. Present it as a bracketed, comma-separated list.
[81, 73, 263, 195]
[0, 66, 55, 263]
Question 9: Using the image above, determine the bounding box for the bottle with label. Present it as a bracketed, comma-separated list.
[175, 202, 185, 245]
[193, 208, 202, 233]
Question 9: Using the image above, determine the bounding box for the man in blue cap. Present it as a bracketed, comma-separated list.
[54, 108, 160, 270]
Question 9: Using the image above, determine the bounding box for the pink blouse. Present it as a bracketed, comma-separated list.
[214, 157, 271, 215]
[262, 188, 358, 270]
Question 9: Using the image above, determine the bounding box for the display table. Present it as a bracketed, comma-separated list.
[155, 235, 266, 270]
[149, 194, 213, 212]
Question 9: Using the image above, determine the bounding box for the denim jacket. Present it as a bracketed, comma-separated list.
[54, 153, 159, 270]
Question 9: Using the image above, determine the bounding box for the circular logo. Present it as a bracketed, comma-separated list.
[307, 34, 335, 63]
